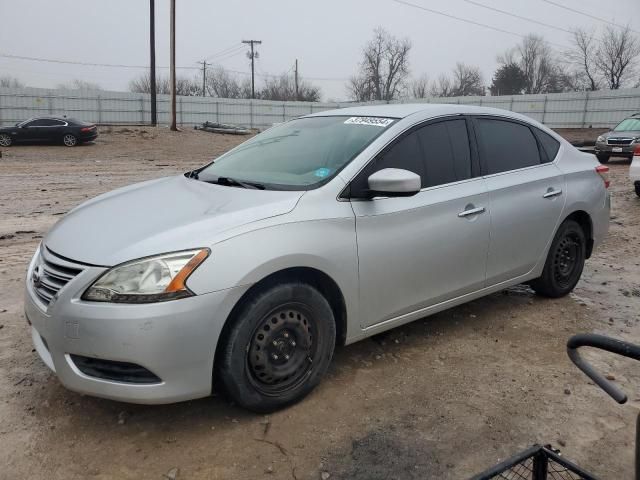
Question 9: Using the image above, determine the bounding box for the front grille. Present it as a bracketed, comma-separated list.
[32, 247, 83, 306]
[70, 355, 162, 384]
[606, 137, 633, 145]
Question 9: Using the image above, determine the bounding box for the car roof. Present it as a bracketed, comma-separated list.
[304, 103, 530, 121]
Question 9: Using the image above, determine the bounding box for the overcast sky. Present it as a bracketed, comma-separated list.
[1, 0, 638, 101]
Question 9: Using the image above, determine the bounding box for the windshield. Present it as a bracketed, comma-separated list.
[614, 118, 640, 132]
[196, 116, 396, 190]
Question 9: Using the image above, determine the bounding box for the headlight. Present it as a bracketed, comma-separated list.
[596, 135, 606, 143]
[82, 249, 209, 303]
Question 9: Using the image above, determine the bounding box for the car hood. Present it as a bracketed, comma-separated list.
[44, 175, 304, 266]
[604, 130, 640, 138]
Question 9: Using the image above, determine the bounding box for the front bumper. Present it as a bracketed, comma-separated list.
[24, 248, 249, 404]
[595, 142, 636, 156]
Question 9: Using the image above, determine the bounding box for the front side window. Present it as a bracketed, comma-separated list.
[614, 118, 640, 132]
[196, 116, 396, 190]
[476, 118, 541, 175]
[350, 118, 473, 196]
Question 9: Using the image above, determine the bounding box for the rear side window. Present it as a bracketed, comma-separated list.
[476, 118, 541, 175]
[416, 119, 471, 187]
[533, 128, 560, 162]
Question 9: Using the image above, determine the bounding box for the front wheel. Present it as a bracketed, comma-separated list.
[0, 133, 12, 147]
[530, 219, 586, 298]
[596, 154, 609, 164]
[218, 282, 336, 412]
[62, 133, 77, 147]
[635, 182, 640, 198]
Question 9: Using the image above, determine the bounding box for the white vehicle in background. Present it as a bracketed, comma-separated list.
[631, 145, 640, 197]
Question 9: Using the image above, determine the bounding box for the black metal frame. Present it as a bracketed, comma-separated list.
[471, 445, 598, 480]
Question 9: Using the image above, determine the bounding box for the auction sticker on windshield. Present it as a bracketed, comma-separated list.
[344, 117, 394, 127]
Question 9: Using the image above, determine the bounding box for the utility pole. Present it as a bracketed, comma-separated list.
[169, 0, 177, 131]
[149, 0, 157, 126]
[294, 59, 299, 101]
[198, 60, 208, 97]
[242, 39, 262, 99]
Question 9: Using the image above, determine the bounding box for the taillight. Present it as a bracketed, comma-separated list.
[635, 144, 640, 157]
[80, 126, 94, 132]
[596, 165, 610, 189]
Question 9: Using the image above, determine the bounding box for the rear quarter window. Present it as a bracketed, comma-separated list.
[533, 128, 560, 162]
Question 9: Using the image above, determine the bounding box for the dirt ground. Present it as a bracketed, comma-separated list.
[0, 127, 639, 480]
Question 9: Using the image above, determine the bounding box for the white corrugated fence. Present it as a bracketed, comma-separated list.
[1, 86, 639, 129]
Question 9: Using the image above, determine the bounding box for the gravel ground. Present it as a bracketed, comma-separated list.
[0, 127, 639, 480]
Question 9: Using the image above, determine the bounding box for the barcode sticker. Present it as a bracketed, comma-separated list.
[344, 117, 394, 127]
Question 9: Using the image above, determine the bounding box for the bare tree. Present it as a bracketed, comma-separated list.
[429, 73, 454, 97]
[516, 34, 557, 94]
[566, 28, 601, 91]
[410, 74, 429, 98]
[56, 79, 103, 91]
[129, 71, 200, 96]
[259, 74, 321, 102]
[206, 66, 250, 98]
[0, 76, 25, 88]
[595, 25, 640, 89]
[451, 63, 484, 96]
[348, 27, 411, 101]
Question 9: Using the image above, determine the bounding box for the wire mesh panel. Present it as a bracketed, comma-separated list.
[471, 446, 597, 480]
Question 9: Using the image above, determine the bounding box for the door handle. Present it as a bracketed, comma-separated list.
[458, 206, 486, 217]
[543, 189, 563, 199]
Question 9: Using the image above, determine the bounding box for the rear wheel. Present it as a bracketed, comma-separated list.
[62, 133, 77, 147]
[596, 154, 609, 164]
[635, 182, 640, 198]
[530, 219, 586, 298]
[218, 282, 336, 412]
[0, 133, 12, 147]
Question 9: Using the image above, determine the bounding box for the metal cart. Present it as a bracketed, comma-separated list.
[472, 333, 640, 480]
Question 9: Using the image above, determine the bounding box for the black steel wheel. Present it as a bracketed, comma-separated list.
[218, 281, 336, 412]
[530, 219, 586, 298]
[246, 304, 316, 396]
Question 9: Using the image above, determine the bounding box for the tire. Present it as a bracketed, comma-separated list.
[218, 282, 336, 413]
[0, 133, 12, 147]
[530, 219, 586, 298]
[62, 133, 77, 147]
[596, 154, 609, 164]
[635, 182, 640, 198]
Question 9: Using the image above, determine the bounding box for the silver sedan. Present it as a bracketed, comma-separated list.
[24, 104, 610, 412]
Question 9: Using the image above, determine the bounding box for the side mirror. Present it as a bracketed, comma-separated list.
[366, 168, 421, 198]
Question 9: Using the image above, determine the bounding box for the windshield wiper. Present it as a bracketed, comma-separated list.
[210, 176, 265, 190]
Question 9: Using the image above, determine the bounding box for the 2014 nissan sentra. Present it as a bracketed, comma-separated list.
[24, 104, 610, 412]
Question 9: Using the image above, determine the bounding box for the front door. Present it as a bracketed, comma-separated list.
[349, 118, 490, 328]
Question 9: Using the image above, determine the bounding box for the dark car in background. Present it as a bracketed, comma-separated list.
[0, 117, 98, 147]
[594, 113, 640, 163]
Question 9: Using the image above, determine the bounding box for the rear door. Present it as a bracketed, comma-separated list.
[351, 117, 490, 328]
[41, 119, 66, 141]
[472, 116, 565, 286]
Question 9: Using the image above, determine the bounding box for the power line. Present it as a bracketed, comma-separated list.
[204, 43, 244, 61]
[462, 0, 572, 34]
[538, 0, 640, 35]
[204, 45, 246, 63]
[0, 52, 350, 82]
[389, 0, 568, 48]
[0, 53, 199, 70]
